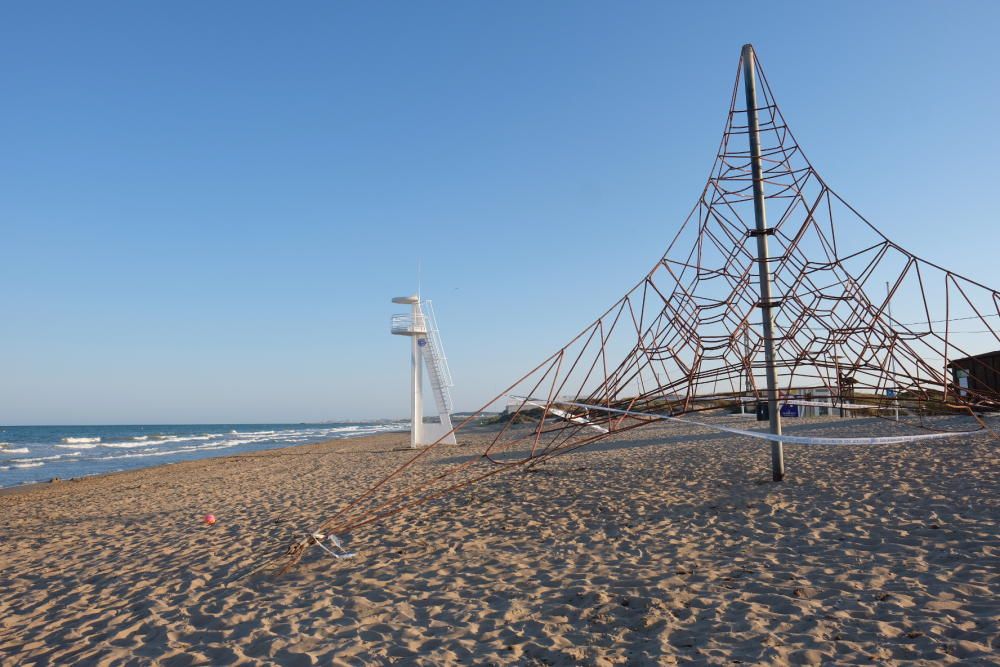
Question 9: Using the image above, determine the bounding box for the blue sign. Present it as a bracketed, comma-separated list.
[885, 388, 896, 398]
[418, 338, 428, 347]
[780, 403, 799, 418]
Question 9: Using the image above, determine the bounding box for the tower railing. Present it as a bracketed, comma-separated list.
[422, 300, 454, 414]
[423, 301, 454, 389]
[390, 313, 427, 336]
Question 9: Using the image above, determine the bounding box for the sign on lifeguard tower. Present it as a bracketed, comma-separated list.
[391, 295, 457, 447]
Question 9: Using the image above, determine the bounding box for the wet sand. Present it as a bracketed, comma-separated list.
[0, 416, 997, 665]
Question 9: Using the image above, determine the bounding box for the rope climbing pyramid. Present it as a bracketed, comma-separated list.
[254, 44, 1000, 576]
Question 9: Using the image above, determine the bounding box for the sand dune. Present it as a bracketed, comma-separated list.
[0, 416, 997, 665]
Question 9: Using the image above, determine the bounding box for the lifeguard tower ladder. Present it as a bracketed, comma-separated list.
[391, 295, 457, 447]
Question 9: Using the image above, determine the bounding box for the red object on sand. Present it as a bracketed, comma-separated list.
[203, 514, 216, 525]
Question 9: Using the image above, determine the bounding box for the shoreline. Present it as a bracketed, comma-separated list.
[0, 422, 409, 493]
[0, 429, 414, 498]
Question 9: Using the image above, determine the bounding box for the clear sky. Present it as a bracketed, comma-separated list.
[2, 1, 998, 424]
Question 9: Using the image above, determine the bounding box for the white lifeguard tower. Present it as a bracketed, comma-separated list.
[391, 294, 457, 447]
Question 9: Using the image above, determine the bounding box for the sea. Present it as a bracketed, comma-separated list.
[0, 422, 407, 489]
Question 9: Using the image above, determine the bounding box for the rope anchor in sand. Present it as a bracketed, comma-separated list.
[311, 533, 356, 560]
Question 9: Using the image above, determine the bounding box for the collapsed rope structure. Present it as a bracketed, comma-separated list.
[254, 45, 1000, 577]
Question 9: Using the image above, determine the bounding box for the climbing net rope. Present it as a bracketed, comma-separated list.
[252, 47, 1000, 577]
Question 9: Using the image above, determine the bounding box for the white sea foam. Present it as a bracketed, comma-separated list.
[13, 452, 81, 463]
[101, 447, 192, 460]
[328, 426, 362, 433]
[101, 433, 224, 448]
[1, 422, 408, 488]
[202, 440, 254, 449]
[157, 434, 223, 444]
[97, 436, 267, 461]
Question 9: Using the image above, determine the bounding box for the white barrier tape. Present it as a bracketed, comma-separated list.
[779, 399, 897, 411]
[696, 396, 898, 410]
[513, 397, 977, 446]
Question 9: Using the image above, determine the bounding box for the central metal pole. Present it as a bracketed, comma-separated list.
[742, 44, 784, 482]
[885, 281, 899, 421]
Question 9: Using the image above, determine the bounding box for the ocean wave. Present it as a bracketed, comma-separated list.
[99, 433, 225, 448]
[199, 439, 256, 450]
[157, 434, 224, 444]
[97, 437, 262, 460]
[13, 452, 81, 463]
[100, 447, 194, 460]
[219, 431, 278, 441]
[0, 423, 410, 486]
[272, 424, 406, 441]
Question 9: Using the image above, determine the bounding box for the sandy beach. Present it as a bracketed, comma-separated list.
[1, 415, 997, 665]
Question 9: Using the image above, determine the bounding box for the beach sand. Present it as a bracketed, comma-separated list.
[0, 415, 997, 665]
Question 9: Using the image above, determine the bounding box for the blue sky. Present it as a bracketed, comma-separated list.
[1, 1, 998, 424]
